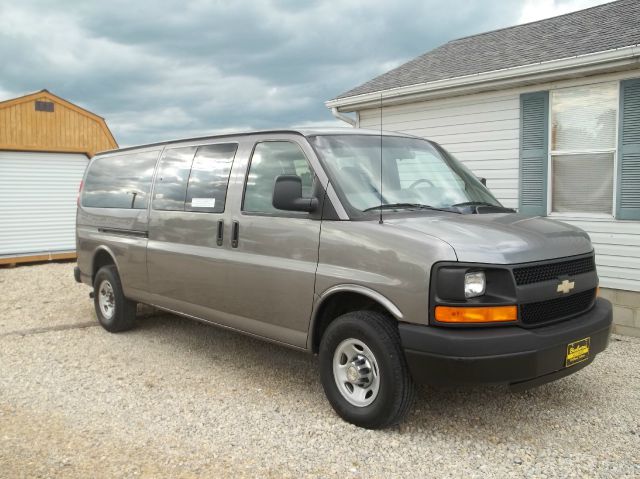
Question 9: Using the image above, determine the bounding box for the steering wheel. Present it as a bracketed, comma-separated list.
[409, 178, 434, 189]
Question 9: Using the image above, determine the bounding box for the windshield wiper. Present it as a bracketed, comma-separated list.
[363, 203, 460, 213]
[450, 201, 496, 207]
[450, 201, 515, 211]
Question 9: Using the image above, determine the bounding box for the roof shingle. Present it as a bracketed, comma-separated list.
[335, 0, 640, 99]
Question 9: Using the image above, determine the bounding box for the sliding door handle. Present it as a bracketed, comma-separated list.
[231, 220, 239, 248]
[216, 219, 224, 246]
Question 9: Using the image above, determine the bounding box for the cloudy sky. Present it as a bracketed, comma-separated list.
[0, 0, 611, 146]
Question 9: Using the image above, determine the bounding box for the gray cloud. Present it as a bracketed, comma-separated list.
[0, 0, 588, 146]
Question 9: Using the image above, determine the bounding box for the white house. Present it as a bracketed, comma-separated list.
[326, 0, 640, 336]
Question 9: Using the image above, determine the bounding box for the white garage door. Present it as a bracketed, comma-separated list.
[0, 151, 89, 257]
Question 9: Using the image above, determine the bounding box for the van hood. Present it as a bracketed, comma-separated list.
[385, 213, 592, 264]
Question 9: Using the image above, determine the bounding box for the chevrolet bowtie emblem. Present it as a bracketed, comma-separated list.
[557, 279, 575, 294]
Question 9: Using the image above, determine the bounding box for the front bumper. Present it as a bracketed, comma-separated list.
[399, 298, 612, 390]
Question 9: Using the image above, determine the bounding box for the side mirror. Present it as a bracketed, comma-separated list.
[272, 175, 318, 212]
[478, 177, 487, 186]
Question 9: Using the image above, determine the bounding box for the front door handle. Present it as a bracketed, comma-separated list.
[216, 219, 224, 246]
[231, 220, 239, 248]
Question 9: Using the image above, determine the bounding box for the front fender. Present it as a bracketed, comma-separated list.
[307, 284, 403, 350]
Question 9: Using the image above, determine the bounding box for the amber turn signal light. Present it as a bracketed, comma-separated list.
[435, 305, 517, 323]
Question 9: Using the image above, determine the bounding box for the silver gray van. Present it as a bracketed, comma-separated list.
[75, 128, 612, 429]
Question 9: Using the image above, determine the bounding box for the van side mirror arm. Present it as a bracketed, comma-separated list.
[273, 175, 318, 213]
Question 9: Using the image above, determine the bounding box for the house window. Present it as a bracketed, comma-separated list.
[550, 82, 618, 215]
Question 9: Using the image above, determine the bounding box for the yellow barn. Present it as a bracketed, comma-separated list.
[0, 90, 118, 264]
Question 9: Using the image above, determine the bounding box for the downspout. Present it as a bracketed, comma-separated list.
[331, 107, 357, 127]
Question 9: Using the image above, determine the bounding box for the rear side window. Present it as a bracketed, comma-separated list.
[185, 143, 238, 213]
[153, 147, 197, 211]
[153, 143, 238, 213]
[82, 151, 158, 209]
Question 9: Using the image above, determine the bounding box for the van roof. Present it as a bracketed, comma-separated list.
[96, 127, 419, 156]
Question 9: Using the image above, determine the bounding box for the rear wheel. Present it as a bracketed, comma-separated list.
[93, 265, 137, 332]
[319, 311, 415, 429]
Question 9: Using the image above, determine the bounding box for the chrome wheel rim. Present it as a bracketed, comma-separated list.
[98, 280, 115, 320]
[333, 338, 380, 407]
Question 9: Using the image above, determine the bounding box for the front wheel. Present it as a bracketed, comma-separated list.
[319, 311, 415, 429]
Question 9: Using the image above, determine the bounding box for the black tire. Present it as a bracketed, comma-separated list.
[93, 265, 137, 333]
[319, 311, 415, 429]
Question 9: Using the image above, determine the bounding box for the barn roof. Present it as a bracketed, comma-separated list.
[334, 0, 640, 101]
[0, 90, 117, 157]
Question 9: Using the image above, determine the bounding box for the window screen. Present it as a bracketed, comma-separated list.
[552, 153, 614, 214]
[185, 143, 238, 213]
[243, 142, 314, 214]
[550, 82, 617, 214]
[153, 147, 197, 211]
[82, 151, 158, 209]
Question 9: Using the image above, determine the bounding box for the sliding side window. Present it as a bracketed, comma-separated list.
[153, 147, 197, 211]
[185, 143, 238, 213]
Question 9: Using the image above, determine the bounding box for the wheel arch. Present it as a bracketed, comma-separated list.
[91, 246, 120, 284]
[308, 284, 403, 353]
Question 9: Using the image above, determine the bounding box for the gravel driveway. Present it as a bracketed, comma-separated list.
[1, 262, 639, 478]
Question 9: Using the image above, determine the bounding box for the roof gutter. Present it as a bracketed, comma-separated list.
[327, 44, 640, 111]
[330, 107, 357, 126]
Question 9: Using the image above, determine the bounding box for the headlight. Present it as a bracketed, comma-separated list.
[464, 271, 486, 298]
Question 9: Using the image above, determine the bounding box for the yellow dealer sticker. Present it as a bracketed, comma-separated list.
[566, 337, 590, 367]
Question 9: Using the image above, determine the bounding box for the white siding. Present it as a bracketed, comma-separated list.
[356, 71, 640, 292]
[0, 151, 89, 256]
[558, 218, 640, 292]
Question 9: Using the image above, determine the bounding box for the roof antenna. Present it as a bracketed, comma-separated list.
[379, 92, 383, 225]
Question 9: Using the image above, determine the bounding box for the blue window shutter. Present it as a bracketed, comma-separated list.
[519, 91, 549, 216]
[617, 79, 640, 220]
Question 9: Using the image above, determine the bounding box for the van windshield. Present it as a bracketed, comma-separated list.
[309, 134, 502, 214]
